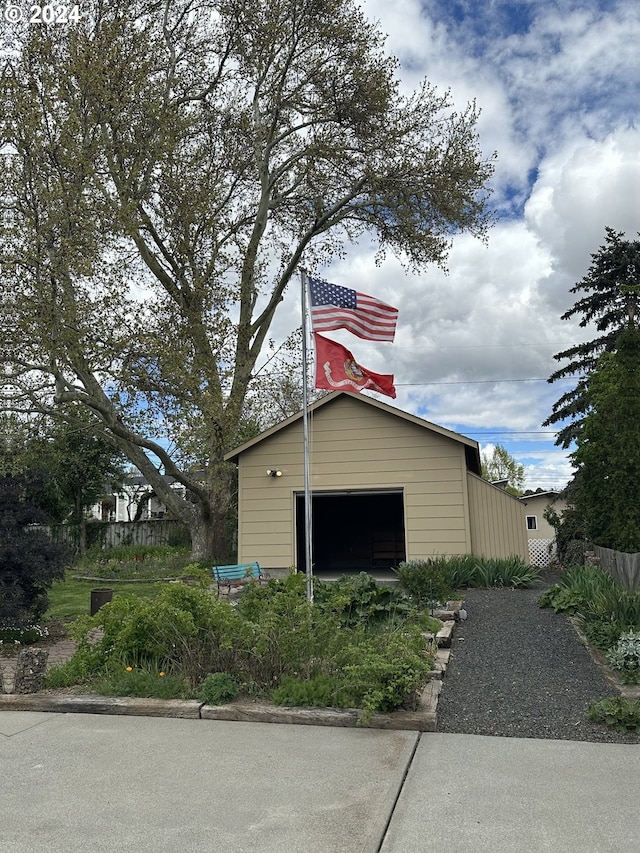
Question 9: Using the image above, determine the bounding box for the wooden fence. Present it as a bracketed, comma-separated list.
[44, 519, 189, 551]
[593, 545, 640, 591]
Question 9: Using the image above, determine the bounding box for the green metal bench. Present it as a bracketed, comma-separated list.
[212, 562, 266, 596]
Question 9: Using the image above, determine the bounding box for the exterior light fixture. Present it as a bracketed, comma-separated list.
[266, 469, 283, 478]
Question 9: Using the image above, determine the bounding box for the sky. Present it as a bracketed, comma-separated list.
[271, 0, 640, 492]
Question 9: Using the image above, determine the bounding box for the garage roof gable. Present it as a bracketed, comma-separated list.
[225, 391, 481, 473]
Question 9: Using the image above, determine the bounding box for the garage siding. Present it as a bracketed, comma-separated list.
[466, 472, 529, 561]
[235, 395, 471, 569]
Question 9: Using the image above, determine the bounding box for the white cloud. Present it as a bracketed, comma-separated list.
[267, 0, 640, 491]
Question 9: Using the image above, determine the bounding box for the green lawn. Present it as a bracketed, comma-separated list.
[45, 572, 167, 623]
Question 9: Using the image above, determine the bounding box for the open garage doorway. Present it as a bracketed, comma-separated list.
[295, 490, 406, 579]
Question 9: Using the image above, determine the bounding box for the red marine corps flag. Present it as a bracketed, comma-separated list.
[313, 333, 396, 399]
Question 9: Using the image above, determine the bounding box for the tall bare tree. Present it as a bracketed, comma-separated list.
[2, 0, 495, 560]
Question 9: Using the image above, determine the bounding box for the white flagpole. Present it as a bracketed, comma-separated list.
[300, 269, 314, 602]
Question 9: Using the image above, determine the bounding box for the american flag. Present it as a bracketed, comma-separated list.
[308, 276, 398, 342]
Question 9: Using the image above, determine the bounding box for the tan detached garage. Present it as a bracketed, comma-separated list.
[225, 392, 529, 575]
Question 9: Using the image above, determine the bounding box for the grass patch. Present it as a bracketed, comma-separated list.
[93, 666, 193, 700]
[71, 545, 195, 581]
[45, 572, 167, 623]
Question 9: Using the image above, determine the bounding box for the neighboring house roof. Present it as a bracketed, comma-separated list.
[224, 391, 482, 474]
[126, 474, 182, 489]
[519, 491, 560, 502]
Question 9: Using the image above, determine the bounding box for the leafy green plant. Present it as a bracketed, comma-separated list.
[539, 565, 620, 613]
[45, 641, 110, 688]
[606, 631, 640, 684]
[537, 585, 584, 613]
[334, 626, 434, 721]
[583, 619, 625, 652]
[313, 572, 411, 628]
[587, 696, 640, 732]
[178, 563, 213, 586]
[395, 559, 454, 606]
[589, 587, 640, 630]
[0, 624, 49, 646]
[198, 672, 240, 705]
[272, 674, 348, 708]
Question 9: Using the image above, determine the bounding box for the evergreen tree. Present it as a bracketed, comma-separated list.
[571, 327, 640, 552]
[543, 228, 640, 448]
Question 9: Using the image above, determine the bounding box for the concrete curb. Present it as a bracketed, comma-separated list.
[0, 694, 202, 718]
[0, 680, 440, 730]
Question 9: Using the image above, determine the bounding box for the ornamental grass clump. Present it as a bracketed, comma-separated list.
[538, 565, 640, 650]
[396, 554, 539, 601]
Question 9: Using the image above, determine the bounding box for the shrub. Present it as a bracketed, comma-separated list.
[395, 559, 453, 606]
[0, 474, 69, 625]
[198, 672, 240, 705]
[606, 631, 640, 684]
[587, 696, 640, 732]
[335, 626, 434, 720]
[271, 625, 434, 720]
[0, 624, 49, 646]
[237, 579, 335, 689]
[48, 572, 436, 719]
[66, 584, 249, 688]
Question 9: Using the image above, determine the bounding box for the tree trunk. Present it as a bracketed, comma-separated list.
[189, 508, 235, 565]
[188, 469, 237, 564]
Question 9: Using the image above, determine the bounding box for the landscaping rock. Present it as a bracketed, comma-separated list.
[13, 648, 49, 694]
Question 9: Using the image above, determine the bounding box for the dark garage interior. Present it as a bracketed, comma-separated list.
[295, 490, 406, 576]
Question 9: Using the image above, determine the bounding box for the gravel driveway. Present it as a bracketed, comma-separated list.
[436, 577, 640, 743]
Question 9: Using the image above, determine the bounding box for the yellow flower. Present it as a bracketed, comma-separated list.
[125, 666, 133, 672]
[159, 671, 166, 677]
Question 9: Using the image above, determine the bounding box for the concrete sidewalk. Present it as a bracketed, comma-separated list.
[2, 713, 639, 852]
[0, 712, 416, 853]
[382, 732, 640, 852]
